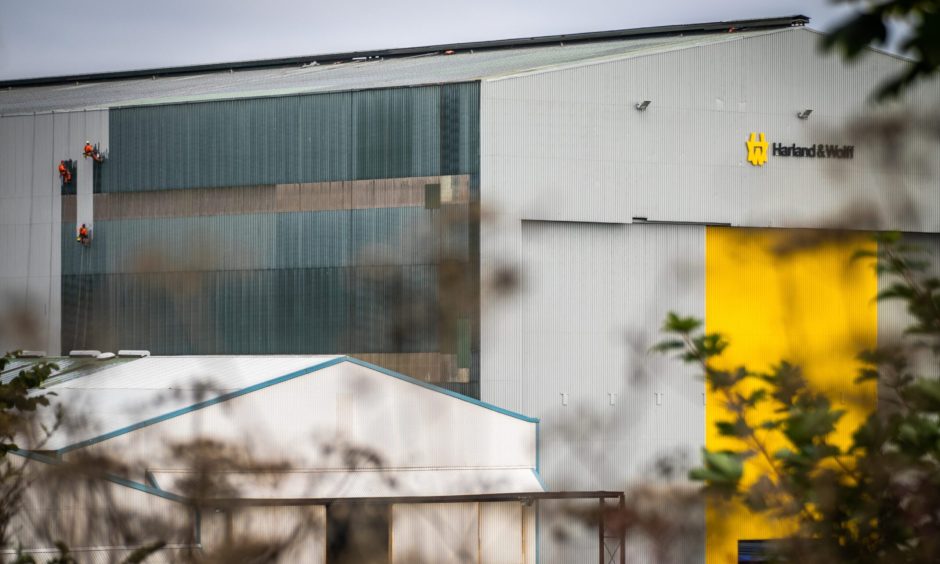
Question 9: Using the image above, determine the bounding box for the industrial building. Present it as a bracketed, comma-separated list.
[2, 13, 940, 563]
[5, 354, 554, 563]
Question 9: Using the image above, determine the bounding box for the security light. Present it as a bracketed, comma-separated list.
[797, 109, 813, 120]
[635, 100, 651, 111]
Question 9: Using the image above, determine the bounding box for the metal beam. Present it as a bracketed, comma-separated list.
[193, 490, 625, 508]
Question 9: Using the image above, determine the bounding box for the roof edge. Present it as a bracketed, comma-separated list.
[344, 357, 539, 424]
[50, 355, 536, 456]
[54, 356, 346, 455]
[0, 15, 808, 88]
[10, 449, 188, 504]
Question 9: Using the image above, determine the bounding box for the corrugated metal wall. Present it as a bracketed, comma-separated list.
[479, 220, 705, 562]
[102, 83, 478, 192]
[392, 502, 534, 564]
[479, 27, 940, 562]
[70, 361, 537, 472]
[0, 109, 106, 356]
[201, 506, 326, 563]
[13, 459, 192, 553]
[503, 222, 705, 486]
[479, 28, 940, 232]
[62, 84, 481, 392]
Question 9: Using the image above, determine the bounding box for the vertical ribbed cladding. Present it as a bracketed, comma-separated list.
[0, 109, 109, 356]
[103, 86, 452, 192]
[63, 83, 482, 393]
[441, 82, 482, 397]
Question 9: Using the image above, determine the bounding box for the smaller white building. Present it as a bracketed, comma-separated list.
[5, 354, 621, 563]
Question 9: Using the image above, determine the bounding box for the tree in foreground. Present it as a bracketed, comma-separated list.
[656, 234, 940, 563]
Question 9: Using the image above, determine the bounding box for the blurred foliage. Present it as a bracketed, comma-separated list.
[0, 353, 58, 550]
[0, 356, 171, 563]
[823, 0, 940, 100]
[656, 234, 940, 563]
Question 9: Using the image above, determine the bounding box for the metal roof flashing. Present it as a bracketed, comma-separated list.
[0, 15, 808, 89]
[483, 27, 788, 82]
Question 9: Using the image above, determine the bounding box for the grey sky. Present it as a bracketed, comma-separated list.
[0, 1, 869, 81]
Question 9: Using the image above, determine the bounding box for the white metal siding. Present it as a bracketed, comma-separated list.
[391, 501, 529, 564]
[392, 502, 479, 563]
[480, 502, 523, 563]
[481, 28, 940, 232]
[0, 109, 107, 355]
[482, 222, 705, 490]
[200, 506, 326, 563]
[480, 28, 940, 562]
[69, 361, 537, 473]
[12, 462, 191, 552]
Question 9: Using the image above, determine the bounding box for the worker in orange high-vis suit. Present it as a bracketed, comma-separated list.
[83, 141, 103, 162]
[77, 224, 90, 245]
[58, 161, 72, 184]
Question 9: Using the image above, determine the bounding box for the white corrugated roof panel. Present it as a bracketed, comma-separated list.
[150, 467, 545, 499]
[30, 355, 342, 451]
[0, 31, 777, 114]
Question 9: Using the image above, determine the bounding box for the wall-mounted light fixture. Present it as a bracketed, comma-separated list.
[635, 100, 651, 111]
[797, 109, 813, 120]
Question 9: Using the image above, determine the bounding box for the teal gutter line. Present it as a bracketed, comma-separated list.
[56, 356, 539, 456]
[10, 449, 187, 505]
[144, 469, 160, 489]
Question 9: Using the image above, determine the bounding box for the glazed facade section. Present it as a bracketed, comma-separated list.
[61, 84, 481, 395]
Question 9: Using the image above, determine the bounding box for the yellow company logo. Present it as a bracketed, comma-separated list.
[746, 132, 769, 166]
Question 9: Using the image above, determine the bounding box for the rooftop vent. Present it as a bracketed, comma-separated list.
[96, 352, 116, 360]
[69, 350, 101, 358]
[118, 350, 151, 358]
[16, 350, 47, 358]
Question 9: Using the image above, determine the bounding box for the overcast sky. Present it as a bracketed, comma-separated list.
[0, 1, 873, 81]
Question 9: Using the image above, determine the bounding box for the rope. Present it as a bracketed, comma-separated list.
[72, 241, 86, 351]
[80, 240, 90, 349]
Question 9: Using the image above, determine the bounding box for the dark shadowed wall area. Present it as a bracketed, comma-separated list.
[61, 83, 480, 396]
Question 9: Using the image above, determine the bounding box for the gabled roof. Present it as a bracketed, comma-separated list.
[0, 16, 809, 115]
[21, 355, 536, 454]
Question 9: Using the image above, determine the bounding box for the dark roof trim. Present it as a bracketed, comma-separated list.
[0, 15, 808, 88]
[173, 490, 628, 507]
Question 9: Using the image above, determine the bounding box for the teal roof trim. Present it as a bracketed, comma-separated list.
[55, 356, 346, 455]
[530, 468, 549, 491]
[344, 356, 539, 424]
[11, 449, 188, 505]
[49, 356, 537, 457]
[145, 469, 160, 489]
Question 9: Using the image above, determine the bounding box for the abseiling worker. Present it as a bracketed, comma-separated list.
[77, 224, 90, 245]
[82, 141, 103, 162]
[58, 161, 72, 183]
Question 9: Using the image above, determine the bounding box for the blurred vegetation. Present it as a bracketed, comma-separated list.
[824, 0, 940, 99]
[656, 234, 940, 563]
[0, 354, 58, 549]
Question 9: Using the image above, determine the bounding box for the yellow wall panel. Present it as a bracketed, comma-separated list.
[704, 227, 877, 564]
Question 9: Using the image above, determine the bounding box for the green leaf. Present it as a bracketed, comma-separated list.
[650, 339, 686, 353]
[903, 379, 940, 412]
[661, 312, 702, 334]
